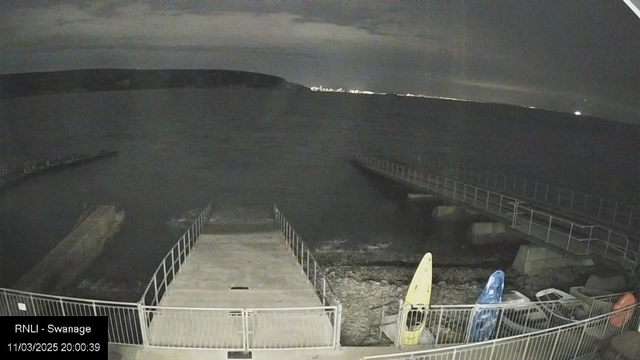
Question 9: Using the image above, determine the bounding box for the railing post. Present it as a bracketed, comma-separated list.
[573, 322, 589, 359]
[485, 191, 490, 211]
[545, 184, 549, 201]
[334, 303, 343, 349]
[163, 261, 168, 290]
[547, 330, 562, 360]
[463, 184, 466, 203]
[298, 237, 302, 265]
[92, 301, 97, 316]
[243, 309, 250, 351]
[171, 249, 175, 280]
[546, 217, 552, 242]
[177, 240, 182, 271]
[322, 278, 327, 306]
[604, 230, 612, 257]
[567, 223, 574, 250]
[314, 261, 317, 289]
[570, 191, 574, 210]
[29, 294, 36, 315]
[512, 201, 519, 227]
[394, 300, 404, 347]
[306, 250, 310, 281]
[434, 307, 444, 344]
[528, 210, 534, 235]
[153, 276, 158, 306]
[137, 302, 150, 350]
[612, 202, 618, 222]
[598, 198, 603, 218]
[474, 188, 478, 206]
[60, 299, 66, 316]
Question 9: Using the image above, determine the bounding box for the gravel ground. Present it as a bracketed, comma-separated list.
[316, 248, 598, 346]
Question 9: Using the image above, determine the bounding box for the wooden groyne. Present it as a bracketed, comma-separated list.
[0, 149, 118, 191]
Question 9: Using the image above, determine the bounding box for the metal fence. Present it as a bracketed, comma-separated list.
[137, 205, 342, 350]
[0, 203, 343, 350]
[141, 305, 339, 350]
[361, 302, 640, 360]
[140, 204, 211, 307]
[370, 292, 630, 348]
[414, 157, 639, 233]
[273, 205, 343, 347]
[357, 156, 639, 268]
[0, 204, 213, 348]
[0, 287, 145, 345]
[274, 205, 342, 308]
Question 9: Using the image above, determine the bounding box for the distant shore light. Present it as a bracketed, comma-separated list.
[574, 111, 582, 116]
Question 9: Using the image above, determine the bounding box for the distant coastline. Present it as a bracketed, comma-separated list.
[0, 69, 309, 99]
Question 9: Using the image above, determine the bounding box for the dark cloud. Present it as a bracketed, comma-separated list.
[0, 0, 638, 123]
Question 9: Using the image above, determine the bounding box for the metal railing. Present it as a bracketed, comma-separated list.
[0, 287, 145, 345]
[273, 205, 343, 348]
[370, 292, 630, 348]
[140, 204, 211, 307]
[357, 155, 640, 268]
[361, 302, 640, 360]
[1, 203, 343, 350]
[274, 205, 342, 308]
[415, 157, 640, 232]
[138, 205, 342, 350]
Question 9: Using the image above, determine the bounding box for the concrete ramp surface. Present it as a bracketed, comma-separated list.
[146, 225, 335, 349]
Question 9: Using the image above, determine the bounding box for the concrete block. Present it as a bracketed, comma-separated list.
[585, 274, 628, 293]
[469, 222, 520, 245]
[13, 205, 124, 293]
[512, 244, 594, 275]
[432, 206, 475, 220]
[407, 193, 434, 201]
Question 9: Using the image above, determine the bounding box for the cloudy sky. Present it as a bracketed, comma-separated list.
[1, 0, 639, 123]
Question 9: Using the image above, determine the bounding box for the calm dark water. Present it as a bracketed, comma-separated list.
[0, 89, 638, 299]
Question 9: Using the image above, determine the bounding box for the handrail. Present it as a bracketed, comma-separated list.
[369, 291, 634, 311]
[140, 203, 211, 306]
[361, 302, 640, 360]
[273, 205, 341, 308]
[1, 287, 138, 307]
[1, 203, 344, 350]
[414, 156, 639, 232]
[357, 155, 639, 268]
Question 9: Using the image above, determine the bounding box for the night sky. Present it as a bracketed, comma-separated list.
[1, 0, 639, 123]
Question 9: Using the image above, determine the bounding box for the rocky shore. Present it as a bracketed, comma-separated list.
[315, 247, 599, 346]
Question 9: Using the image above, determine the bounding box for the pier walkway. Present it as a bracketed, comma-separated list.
[140, 205, 341, 350]
[353, 155, 640, 269]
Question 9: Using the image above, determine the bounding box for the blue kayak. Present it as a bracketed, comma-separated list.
[468, 270, 505, 342]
